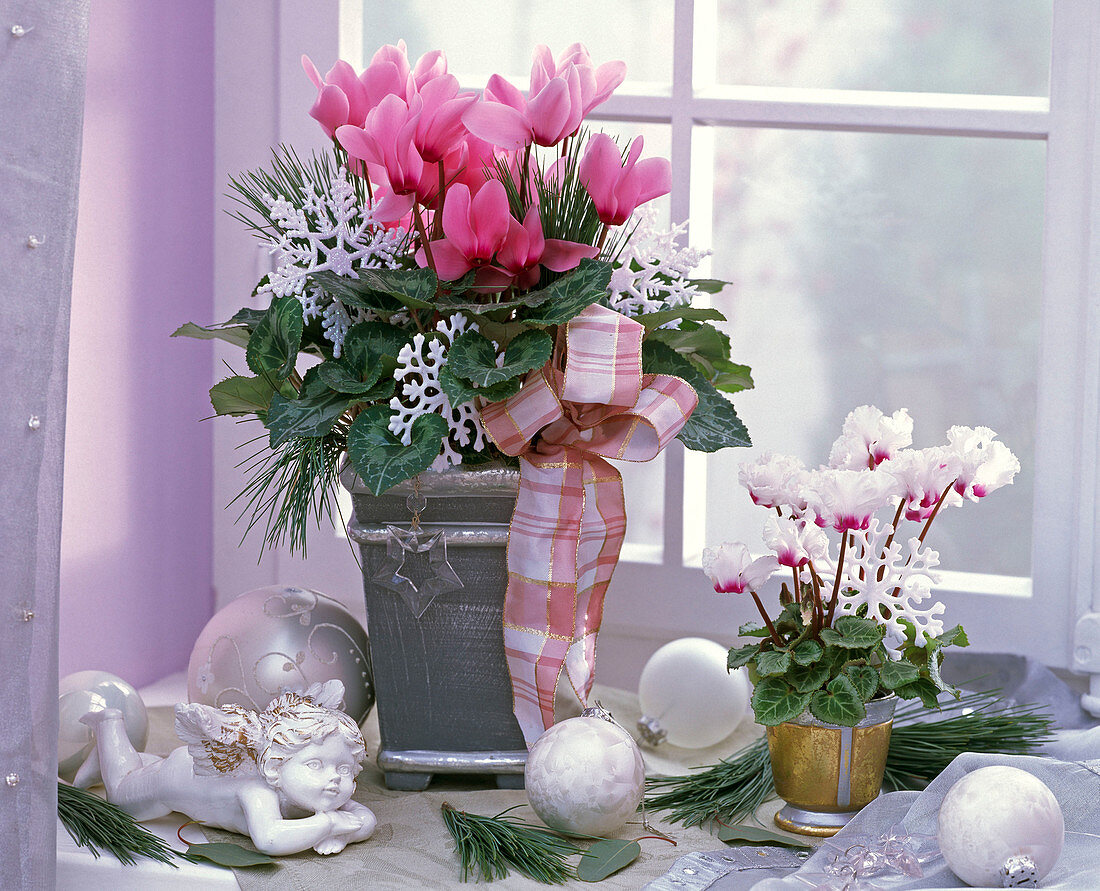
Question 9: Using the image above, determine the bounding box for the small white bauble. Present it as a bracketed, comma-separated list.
[525, 709, 645, 837]
[938, 765, 1064, 887]
[637, 637, 749, 748]
[58, 670, 148, 782]
[187, 585, 374, 724]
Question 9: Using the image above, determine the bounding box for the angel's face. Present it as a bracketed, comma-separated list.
[276, 733, 358, 813]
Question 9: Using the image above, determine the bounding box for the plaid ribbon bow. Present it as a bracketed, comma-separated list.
[481, 304, 698, 745]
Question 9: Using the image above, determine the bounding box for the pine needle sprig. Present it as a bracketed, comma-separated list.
[58, 782, 186, 867]
[644, 737, 774, 828]
[441, 802, 582, 884]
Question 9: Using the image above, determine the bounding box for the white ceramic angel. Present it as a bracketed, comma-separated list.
[79, 680, 377, 856]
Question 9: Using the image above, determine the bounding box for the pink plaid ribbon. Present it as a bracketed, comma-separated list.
[481, 304, 698, 745]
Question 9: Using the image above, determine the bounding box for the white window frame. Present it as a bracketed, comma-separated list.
[215, 0, 1100, 694]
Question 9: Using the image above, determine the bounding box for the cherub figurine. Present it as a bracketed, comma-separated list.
[79, 680, 377, 856]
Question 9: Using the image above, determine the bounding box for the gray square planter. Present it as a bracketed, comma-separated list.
[342, 464, 528, 790]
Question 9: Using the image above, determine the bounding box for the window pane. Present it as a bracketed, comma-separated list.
[703, 0, 1052, 96]
[700, 127, 1043, 577]
[355, 1, 673, 87]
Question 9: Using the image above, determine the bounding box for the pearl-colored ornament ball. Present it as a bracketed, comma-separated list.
[938, 765, 1064, 887]
[525, 714, 646, 837]
[637, 637, 750, 748]
[58, 670, 148, 782]
[187, 585, 374, 725]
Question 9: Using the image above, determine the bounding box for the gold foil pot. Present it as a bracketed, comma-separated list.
[767, 696, 896, 837]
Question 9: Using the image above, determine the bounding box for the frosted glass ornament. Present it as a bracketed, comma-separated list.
[937, 765, 1063, 887]
[58, 670, 148, 782]
[187, 586, 374, 725]
[524, 709, 645, 837]
[637, 637, 750, 748]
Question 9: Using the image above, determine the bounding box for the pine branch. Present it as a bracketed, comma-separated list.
[58, 782, 187, 867]
[441, 802, 581, 884]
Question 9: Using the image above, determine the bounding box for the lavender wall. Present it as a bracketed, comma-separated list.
[60, 1, 216, 686]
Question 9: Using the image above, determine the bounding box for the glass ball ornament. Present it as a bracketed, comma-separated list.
[187, 585, 374, 724]
[937, 765, 1064, 887]
[524, 706, 645, 837]
[58, 670, 148, 782]
[636, 637, 750, 748]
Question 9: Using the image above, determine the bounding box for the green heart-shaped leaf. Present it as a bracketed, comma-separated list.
[246, 296, 304, 379]
[787, 660, 831, 694]
[648, 323, 731, 365]
[516, 259, 613, 326]
[577, 839, 641, 882]
[935, 624, 969, 649]
[791, 640, 824, 666]
[312, 267, 438, 311]
[843, 664, 881, 701]
[754, 649, 792, 677]
[751, 678, 810, 726]
[808, 675, 867, 726]
[820, 615, 884, 649]
[447, 329, 552, 388]
[878, 659, 920, 690]
[715, 824, 812, 849]
[185, 842, 275, 868]
[893, 677, 942, 709]
[347, 405, 447, 495]
[728, 643, 760, 671]
[266, 367, 358, 448]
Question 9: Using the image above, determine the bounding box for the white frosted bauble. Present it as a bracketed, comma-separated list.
[58, 670, 148, 781]
[525, 715, 645, 837]
[187, 585, 374, 725]
[938, 765, 1064, 887]
[637, 637, 749, 748]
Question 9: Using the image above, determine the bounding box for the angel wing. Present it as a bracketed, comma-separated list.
[300, 679, 345, 710]
[174, 702, 264, 777]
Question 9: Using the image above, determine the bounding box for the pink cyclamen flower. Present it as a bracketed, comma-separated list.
[702, 542, 780, 594]
[302, 56, 371, 138]
[409, 75, 477, 164]
[579, 134, 671, 226]
[805, 469, 894, 533]
[828, 405, 914, 470]
[884, 447, 960, 521]
[531, 43, 626, 121]
[495, 204, 599, 289]
[415, 180, 512, 280]
[359, 41, 448, 109]
[762, 517, 829, 569]
[738, 452, 809, 514]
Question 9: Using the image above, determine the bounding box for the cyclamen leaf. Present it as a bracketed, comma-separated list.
[265, 367, 358, 448]
[710, 360, 755, 394]
[791, 640, 824, 666]
[808, 676, 867, 726]
[185, 842, 275, 868]
[754, 649, 792, 677]
[347, 406, 447, 495]
[787, 660, 831, 694]
[648, 323, 731, 364]
[312, 267, 438, 311]
[843, 664, 881, 701]
[727, 643, 760, 670]
[935, 624, 969, 649]
[716, 825, 812, 850]
[171, 321, 251, 350]
[739, 621, 771, 638]
[878, 659, 920, 690]
[751, 678, 810, 726]
[447, 329, 553, 388]
[516, 259, 613, 326]
[820, 615, 884, 649]
[894, 677, 942, 710]
[635, 306, 726, 331]
[246, 295, 304, 379]
[577, 839, 641, 882]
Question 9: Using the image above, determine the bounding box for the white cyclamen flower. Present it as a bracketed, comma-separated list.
[738, 452, 810, 514]
[805, 468, 895, 533]
[945, 425, 1019, 501]
[884, 447, 960, 521]
[702, 542, 780, 593]
[828, 405, 914, 470]
[762, 516, 829, 568]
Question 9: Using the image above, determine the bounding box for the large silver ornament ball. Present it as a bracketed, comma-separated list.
[525, 715, 646, 837]
[58, 670, 148, 782]
[187, 585, 374, 724]
[937, 765, 1064, 887]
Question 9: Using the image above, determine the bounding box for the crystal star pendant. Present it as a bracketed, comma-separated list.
[371, 525, 464, 618]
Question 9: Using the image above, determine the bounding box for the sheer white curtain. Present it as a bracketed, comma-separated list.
[1, 1, 89, 886]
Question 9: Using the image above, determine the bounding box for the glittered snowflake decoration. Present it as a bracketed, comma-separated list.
[832, 519, 945, 647]
[607, 205, 711, 319]
[389, 313, 487, 469]
[260, 167, 406, 356]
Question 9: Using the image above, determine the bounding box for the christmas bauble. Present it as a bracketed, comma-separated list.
[524, 708, 645, 837]
[636, 637, 750, 748]
[187, 585, 374, 724]
[937, 765, 1064, 887]
[58, 670, 148, 782]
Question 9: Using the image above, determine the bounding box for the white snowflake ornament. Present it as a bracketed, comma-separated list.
[832, 519, 945, 647]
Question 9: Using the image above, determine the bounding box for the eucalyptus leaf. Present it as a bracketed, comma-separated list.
[246, 295, 304, 379]
[185, 842, 275, 868]
[209, 375, 280, 417]
[843, 664, 882, 701]
[576, 839, 641, 882]
[715, 825, 812, 850]
[171, 321, 251, 350]
[686, 278, 729, 294]
[754, 649, 792, 677]
[641, 340, 750, 452]
[346, 405, 447, 495]
[808, 675, 867, 726]
[751, 678, 810, 726]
